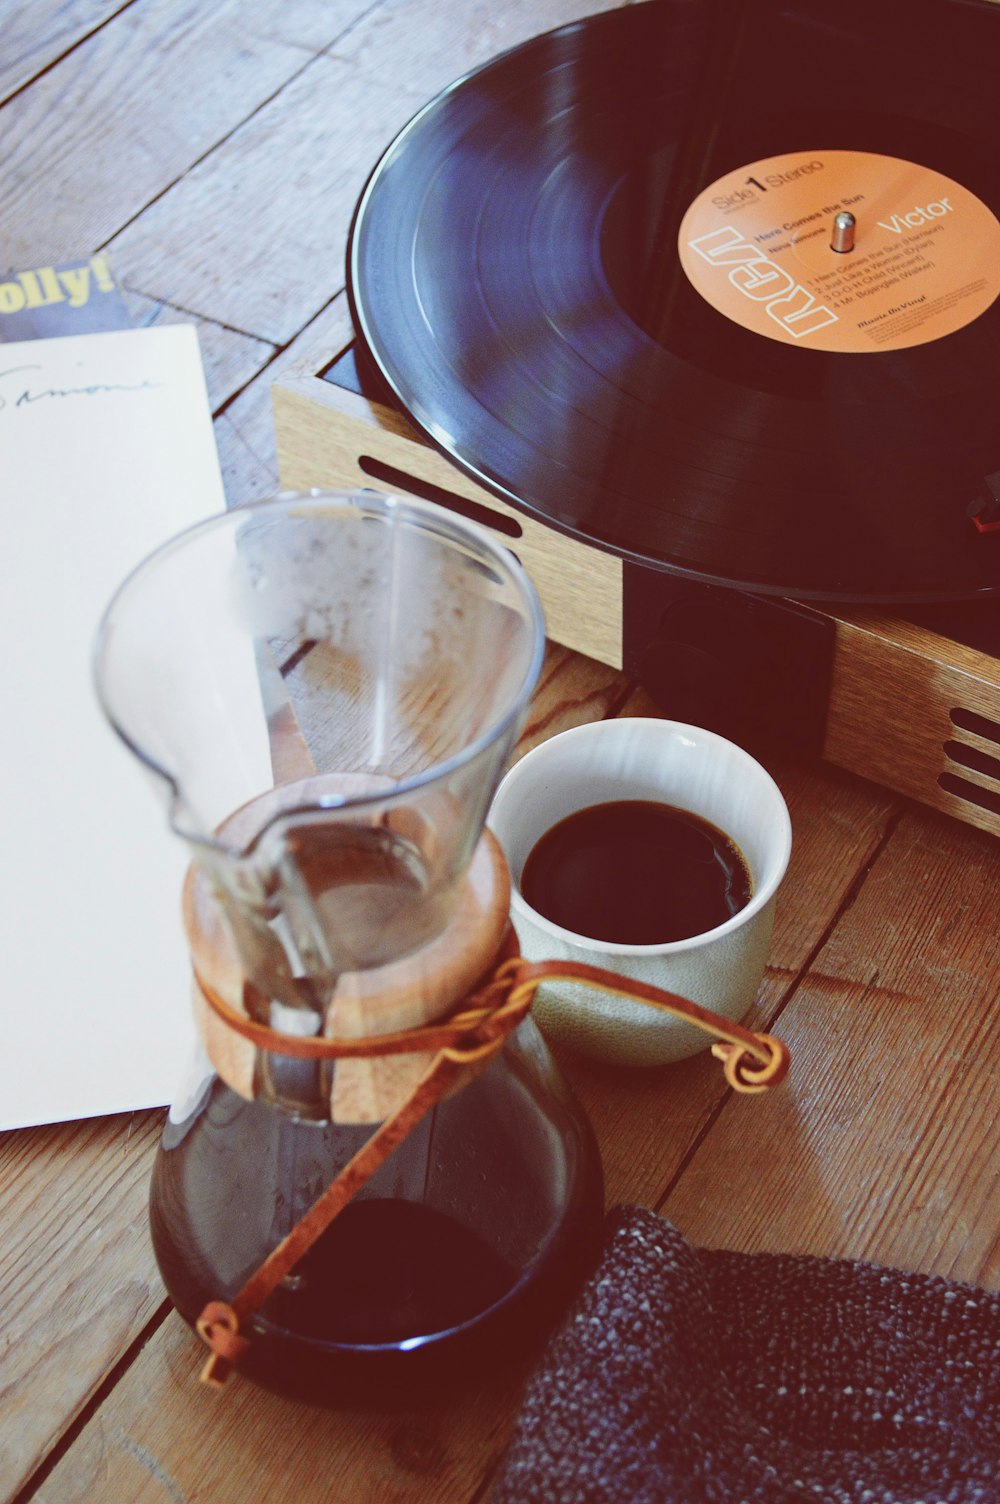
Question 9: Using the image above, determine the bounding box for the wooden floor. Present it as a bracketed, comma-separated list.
[2, 2, 998, 1501]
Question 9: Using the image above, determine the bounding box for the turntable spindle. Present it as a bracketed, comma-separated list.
[831, 210, 856, 253]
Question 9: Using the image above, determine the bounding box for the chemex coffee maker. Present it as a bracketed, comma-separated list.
[94, 491, 785, 1400]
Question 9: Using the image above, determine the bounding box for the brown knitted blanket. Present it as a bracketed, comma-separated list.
[492, 1207, 999, 1503]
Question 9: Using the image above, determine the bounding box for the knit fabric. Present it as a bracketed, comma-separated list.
[492, 1207, 999, 1503]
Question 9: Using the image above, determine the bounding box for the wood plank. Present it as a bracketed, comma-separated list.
[0, 0, 130, 105]
[213, 293, 356, 505]
[106, 0, 630, 343]
[107, 48, 381, 343]
[513, 643, 631, 758]
[214, 407, 283, 508]
[31, 1311, 531, 1504]
[0, 1109, 165, 1500]
[0, 0, 377, 268]
[824, 608, 1000, 839]
[281, 639, 631, 782]
[272, 376, 627, 668]
[121, 289, 274, 414]
[662, 803, 1000, 1288]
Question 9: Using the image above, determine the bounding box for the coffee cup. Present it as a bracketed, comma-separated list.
[488, 718, 792, 1066]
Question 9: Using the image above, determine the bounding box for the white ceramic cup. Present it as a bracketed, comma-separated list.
[488, 718, 792, 1066]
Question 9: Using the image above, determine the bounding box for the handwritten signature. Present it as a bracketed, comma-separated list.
[0, 363, 159, 411]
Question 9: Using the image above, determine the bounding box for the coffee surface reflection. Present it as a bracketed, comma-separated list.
[520, 800, 751, 946]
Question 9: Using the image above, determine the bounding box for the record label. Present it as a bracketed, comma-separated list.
[678, 150, 1000, 353]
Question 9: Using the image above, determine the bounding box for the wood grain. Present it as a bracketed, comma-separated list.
[121, 288, 274, 415]
[109, 52, 412, 343]
[0, 0, 130, 105]
[2, 0, 375, 268]
[663, 805, 1000, 1287]
[107, 0, 629, 342]
[30, 1313, 529, 1504]
[514, 642, 632, 758]
[0, 1110, 165, 1500]
[273, 378, 626, 667]
[825, 608, 1000, 838]
[214, 293, 357, 505]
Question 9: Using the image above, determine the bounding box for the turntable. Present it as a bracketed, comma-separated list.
[272, 0, 1000, 838]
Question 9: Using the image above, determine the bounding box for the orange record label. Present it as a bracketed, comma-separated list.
[677, 150, 1000, 352]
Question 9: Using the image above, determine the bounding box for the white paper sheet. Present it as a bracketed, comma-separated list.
[0, 325, 228, 1130]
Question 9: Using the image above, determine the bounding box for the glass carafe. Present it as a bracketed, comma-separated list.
[94, 492, 603, 1400]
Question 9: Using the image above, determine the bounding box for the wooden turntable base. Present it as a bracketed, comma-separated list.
[272, 345, 1000, 840]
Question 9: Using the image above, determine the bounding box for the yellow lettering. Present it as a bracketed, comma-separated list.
[38, 266, 66, 305]
[17, 271, 45, 308]
[59, 266, 91, 307]
[90, 253, 114, 293]
[0, 281, 26, 314]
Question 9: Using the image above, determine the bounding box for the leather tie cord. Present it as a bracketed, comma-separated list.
[194, 955, 789, 1387]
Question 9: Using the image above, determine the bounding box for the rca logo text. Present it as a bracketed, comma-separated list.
[687, 225, 837, 339]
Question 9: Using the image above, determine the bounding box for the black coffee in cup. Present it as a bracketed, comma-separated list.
[519, 799, 751, 945]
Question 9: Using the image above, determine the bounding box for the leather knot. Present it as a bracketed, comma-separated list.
[712, 1033, 789, 1093]
[196, 1302, 251, 1388]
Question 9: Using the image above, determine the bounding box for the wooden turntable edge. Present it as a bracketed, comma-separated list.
[271, 364, 1000, 840]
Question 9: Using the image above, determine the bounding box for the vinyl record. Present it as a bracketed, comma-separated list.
[347, 0, 1000, 602]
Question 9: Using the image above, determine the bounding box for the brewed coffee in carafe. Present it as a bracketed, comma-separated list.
[95, 492, 603, 1399]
